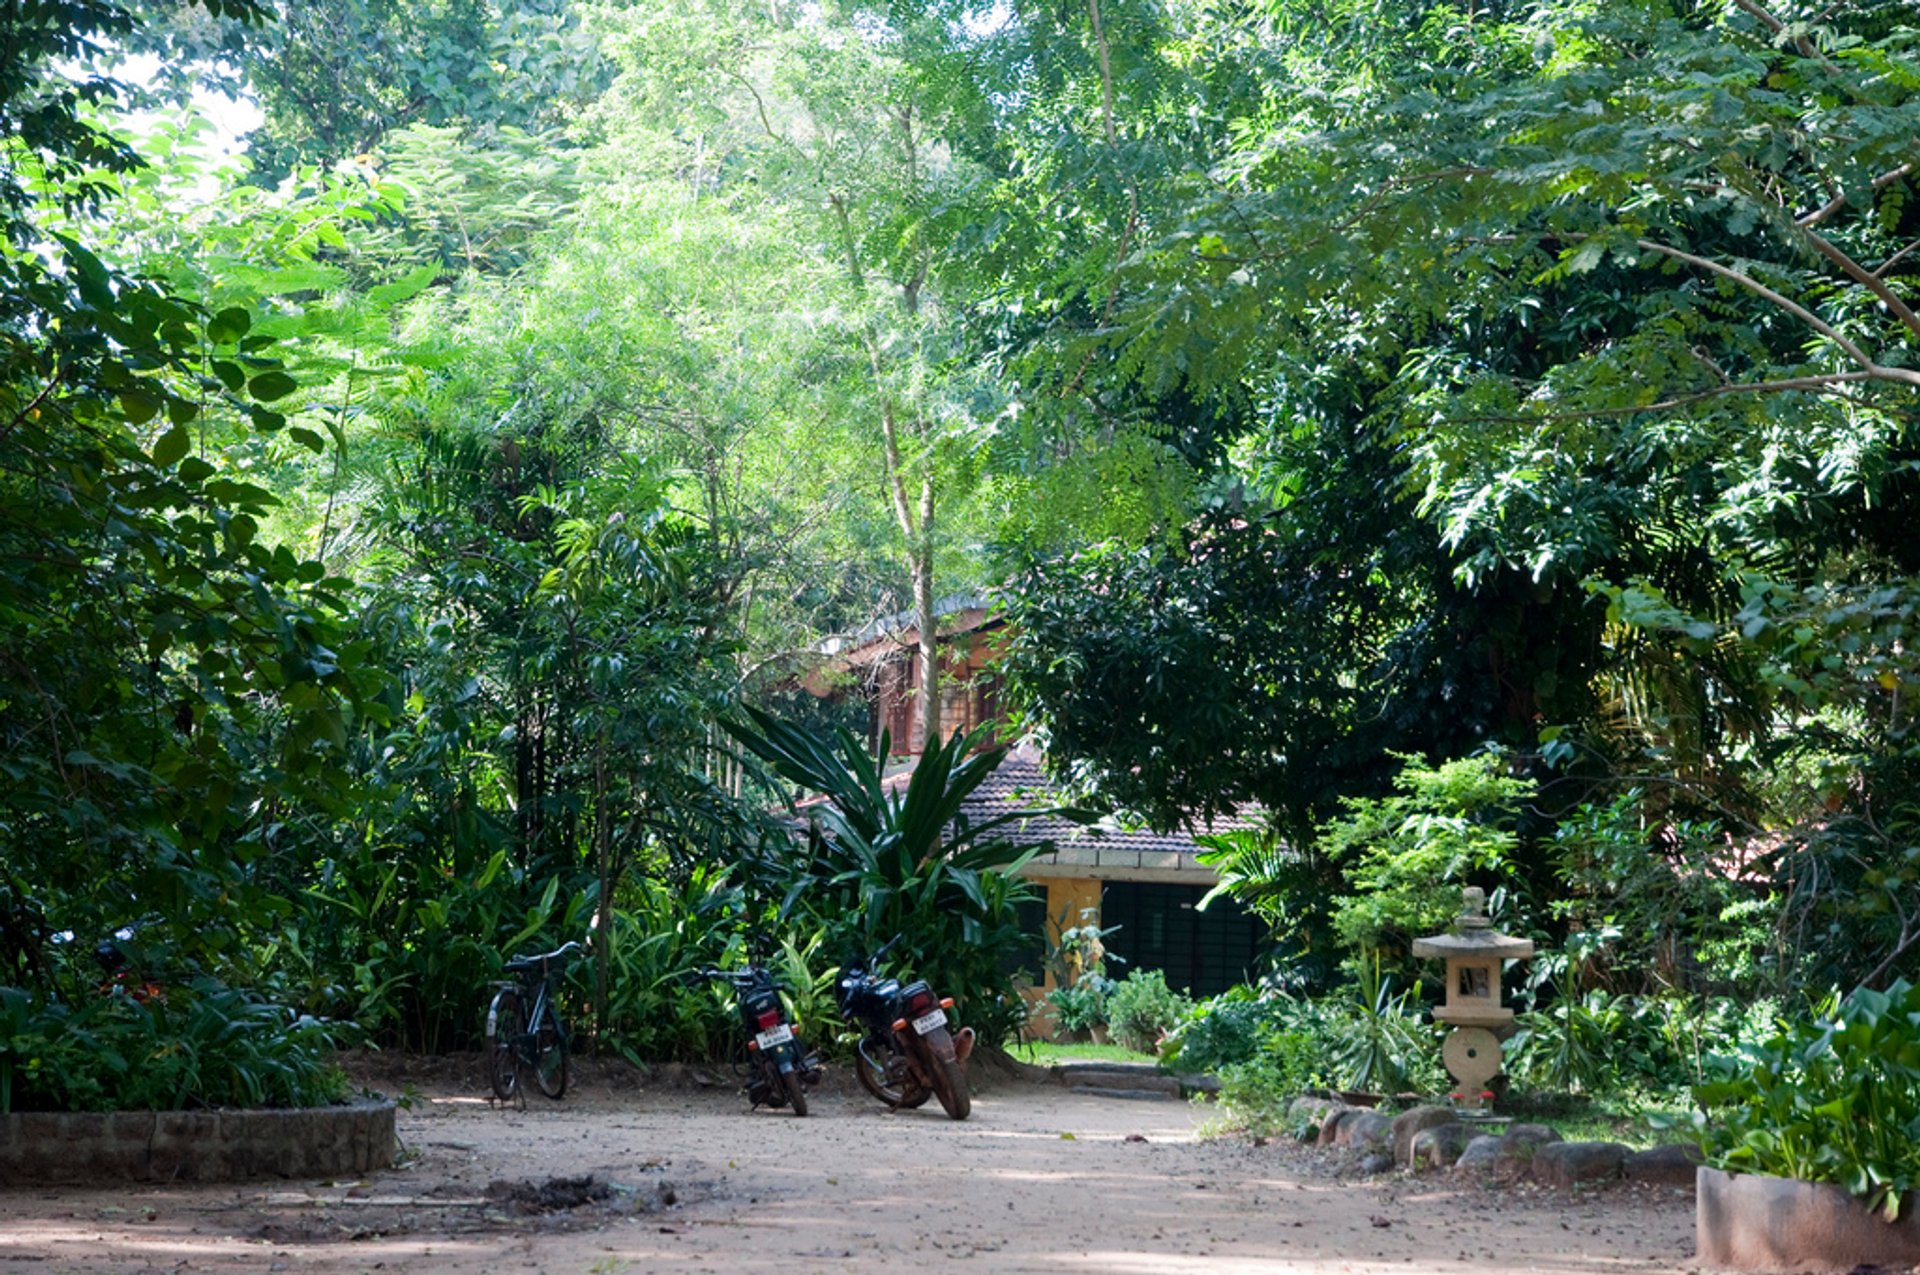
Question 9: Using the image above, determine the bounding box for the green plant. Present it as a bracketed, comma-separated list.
[1160, 986, 1286, 1074]
[1324, 752, 1534, 967]
[1105, 969, 1192, 1055]
[1045, 977, 1112, 1034]
[1324, 956, 1438, 1094]
[0, 980, 348, 1114]
[723, 709, 1085, 1046]
[1208, 1035, 1330, 1138]
[1046, 910, 1122, 989]
[1695, 980, 1920, 1221]
[1509, 982, 1623, 1097]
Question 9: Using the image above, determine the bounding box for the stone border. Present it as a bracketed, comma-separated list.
[1697, 1166, 1920, 1273]
[0, 1096, 396, 1185]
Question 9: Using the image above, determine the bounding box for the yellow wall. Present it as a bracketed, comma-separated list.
[1018, 875, 1104, 1042]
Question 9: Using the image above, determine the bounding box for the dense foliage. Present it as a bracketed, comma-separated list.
[4, 0, 1919, 1147]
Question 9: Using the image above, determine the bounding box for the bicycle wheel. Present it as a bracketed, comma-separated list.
[486, 987, 522, 1101]
[780, 1065, 809, 1117]
[533, 1004, 568, 1099]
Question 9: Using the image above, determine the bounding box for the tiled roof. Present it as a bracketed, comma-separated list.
[958, 744, 1265, 880]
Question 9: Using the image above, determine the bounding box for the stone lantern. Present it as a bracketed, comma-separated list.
[1412, 887, 1533, 1105]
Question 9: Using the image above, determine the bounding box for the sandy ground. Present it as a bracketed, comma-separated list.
[0, 1061, 1697, 1275]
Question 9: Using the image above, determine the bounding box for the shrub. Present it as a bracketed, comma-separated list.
[725, 711, 1069, 1048]
[1046, 976, 1112, 1033]
[1210, 1034, 1329, 1136]
[1320, 956, 1441, 1094]
[0, 981, 348, 1113]
[1105, 969, 1192, 1055]
[1161, 986, 1283, 1073]
[1694, 979, 1920, 1220]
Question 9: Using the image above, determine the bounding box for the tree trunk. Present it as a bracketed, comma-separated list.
[912, 469, 939, 750]
[593, 739, 613, 1048]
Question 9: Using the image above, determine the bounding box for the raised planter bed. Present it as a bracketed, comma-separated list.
[0, 1095, 396, 1185]
[1697, 1165, 1920, 1273]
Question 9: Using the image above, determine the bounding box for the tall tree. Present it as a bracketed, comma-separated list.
[130, 0, 609, 176]
[0, 0, 380, 992]
[588, 0, 1005, 747]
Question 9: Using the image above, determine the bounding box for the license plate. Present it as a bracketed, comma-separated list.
[755, 1023, 794, 1050]
[911, 1008, 948, 1035]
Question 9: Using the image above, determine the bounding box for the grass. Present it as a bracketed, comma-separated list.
[1489, 1088, 1690, 1149]
[1010, 1039, 1160, 1067]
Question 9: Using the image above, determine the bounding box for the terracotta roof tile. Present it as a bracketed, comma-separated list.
[958, 745, 1263, 862]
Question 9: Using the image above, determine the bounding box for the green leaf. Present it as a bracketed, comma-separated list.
[151, 426, 192, 468]
[120, 389, 163, 425]
[368, 263, 443, 307]
[207, 306, 251, 344]
[247, 370, 300, 402]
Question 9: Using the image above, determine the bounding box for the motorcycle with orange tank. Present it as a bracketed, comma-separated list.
[836, 936, 973, 1119]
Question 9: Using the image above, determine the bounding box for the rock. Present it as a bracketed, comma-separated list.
[1453, 1134, 1504, 1175]
[1410, 1122, 1476, 1171]
[1340, 1112, 1394, 1153]
[1357, 1152, 1394, 1175]
[1532, 1140, 1628, 1189]
[1391, 1105, 1458, 1166]
[1316, 1108, 1360, 1148]
[1623, 1143, 1702, 1189]
[1491, 1123, 1563, 1178]
[1289, 1095, 1347, 1138]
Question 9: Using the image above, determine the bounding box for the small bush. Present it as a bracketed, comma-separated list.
[1210, 1034, 1328, 1136]
[1161, 986, 1279, 1073]
[0, 980, 349, 1113]
[1046, 975, 1112, 1033]
[1105, 969, 1192, 1055]
[1695, 979, 1920, 1220]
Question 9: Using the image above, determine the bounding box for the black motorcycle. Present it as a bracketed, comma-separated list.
[836, 937, 973, 1120]
[699, 960, 823, 1116]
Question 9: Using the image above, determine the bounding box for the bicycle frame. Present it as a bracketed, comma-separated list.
[487, 940, 581, 1102]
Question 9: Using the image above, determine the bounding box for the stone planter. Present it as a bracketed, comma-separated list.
[1697, 1166, 1920, 1273]
[0, 1095, 397, 1185]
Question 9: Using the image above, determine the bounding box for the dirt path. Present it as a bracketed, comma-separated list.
[0, 1068, 1695, 1274]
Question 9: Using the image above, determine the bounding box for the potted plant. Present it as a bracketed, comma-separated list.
[1692, 979, 1920, 1272]
[1046, 975, 1114, 1044]
[1043, 911, 1122, 1043]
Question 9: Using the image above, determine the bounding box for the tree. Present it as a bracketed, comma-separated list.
[0, 1, 382, 1005]
[590, 0, 1010, 747]
[130, 0, 609, 177]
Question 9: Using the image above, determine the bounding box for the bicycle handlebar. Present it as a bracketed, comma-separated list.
[504, 939, 585, 973]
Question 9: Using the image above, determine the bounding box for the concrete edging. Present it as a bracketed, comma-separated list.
[0, 1096, 396, 1185]
[1697, 1165, 1920, 1273]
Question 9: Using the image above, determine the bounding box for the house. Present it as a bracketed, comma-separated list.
[800, 597, 1273, 1007]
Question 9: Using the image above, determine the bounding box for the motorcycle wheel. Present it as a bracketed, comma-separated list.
[855, 1037, 931, 1109]
[929, 1053, 971, 1121]
[485, 988, 521, 1102]
[533, 1006, 568, 1099]
[781, 1066, 809, 1116]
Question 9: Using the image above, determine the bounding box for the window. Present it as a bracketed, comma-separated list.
[1098, 882, 1269, 998]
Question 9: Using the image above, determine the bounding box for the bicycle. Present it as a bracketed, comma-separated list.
[485, 939, 582, 1102]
